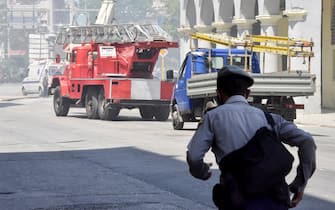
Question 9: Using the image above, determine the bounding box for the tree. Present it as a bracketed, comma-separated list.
[77, 0, 156, 24]
[160, 0, 179, 39]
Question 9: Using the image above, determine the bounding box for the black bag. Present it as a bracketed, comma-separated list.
[213, 112, 294, 209]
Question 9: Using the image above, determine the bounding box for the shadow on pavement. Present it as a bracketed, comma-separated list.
[0, 102, 23, 108]
[0, 147, 333, 210]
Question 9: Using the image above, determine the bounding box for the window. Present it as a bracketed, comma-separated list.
[72, 51, 77, 63]
[210, 57, 224, 70]
[227, 56, 250, 70]
[178, 57, 188, 79]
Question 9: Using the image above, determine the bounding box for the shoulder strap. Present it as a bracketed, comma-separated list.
[264, 111, 275, 128]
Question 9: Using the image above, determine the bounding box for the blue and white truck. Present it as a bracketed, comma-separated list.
[171, 33, 316, 130]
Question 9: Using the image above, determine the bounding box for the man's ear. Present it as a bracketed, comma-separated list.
[245, 89, 251, 99]
[216, 89, 227, 105]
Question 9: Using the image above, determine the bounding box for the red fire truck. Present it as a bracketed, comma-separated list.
[50, 24, 178, 121]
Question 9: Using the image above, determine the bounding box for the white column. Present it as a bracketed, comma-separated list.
[193, 24, 213, 48]
[193, 0, 214, 48]
[212, 22, 232, 36]
[283, 0, 322, 114]
[256, 15, 281, 73]
[232, 19, 256, 38]
[233, 0, 257, 37]
[282, 10, 307, 72]
[212, 22, 233, 48]
[179, 0, 196, 65]
[177, 27, 193, 65]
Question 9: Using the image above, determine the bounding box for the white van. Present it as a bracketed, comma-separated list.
[21, 60, 65, 96]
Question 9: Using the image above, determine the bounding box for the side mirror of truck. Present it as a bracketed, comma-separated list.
[166, 69, 174, 81]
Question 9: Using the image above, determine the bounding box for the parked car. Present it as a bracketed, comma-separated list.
[21, 60, 65, 96]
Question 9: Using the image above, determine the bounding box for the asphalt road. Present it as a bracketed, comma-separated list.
[0, 84, 334, 210]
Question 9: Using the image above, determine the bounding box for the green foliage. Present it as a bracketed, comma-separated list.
[76, 0, 180, 40]
[77, 0, 156, 24]
[160, 0, 179, 39]
[113, 0, 155, 24]
[76, 0, 101, 24]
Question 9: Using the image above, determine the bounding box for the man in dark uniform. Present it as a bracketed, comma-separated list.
[186, 65, 316, 210]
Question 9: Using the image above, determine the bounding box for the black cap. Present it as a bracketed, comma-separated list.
[218, 65, 254, 87]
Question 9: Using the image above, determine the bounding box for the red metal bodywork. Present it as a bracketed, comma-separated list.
[53, 40, 178, 106]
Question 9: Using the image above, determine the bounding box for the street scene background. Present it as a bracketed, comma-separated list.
[0, 83, 335, 210]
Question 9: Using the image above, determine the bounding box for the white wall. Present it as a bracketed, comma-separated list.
[179, 0, 323, 113]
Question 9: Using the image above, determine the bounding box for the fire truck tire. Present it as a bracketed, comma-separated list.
[85, 89, 99, 119]
[172, 104, 184, 130]
[154, 107, 170, 121]
[53, 86, 70, 116]
[139, 107, 154, 120]
[98, 89, 119, 120]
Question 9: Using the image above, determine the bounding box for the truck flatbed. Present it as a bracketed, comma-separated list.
[187, 71, 316, 98]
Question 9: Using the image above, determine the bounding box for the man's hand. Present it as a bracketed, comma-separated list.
[202, 162, 213, 180]
[290, 191, 304, 208]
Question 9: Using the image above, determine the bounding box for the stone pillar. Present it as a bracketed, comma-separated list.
[283, 10, 307, 72]
[213, 0, 234, 36]
[233, 0, 257, 37]
[232, 19, 256, 38]
[256, 15, 282, 73]
[177, 27, 193, 65]
[193, 0, 214, 48]
[212, 22, 233, 36]
[193, 24, 213, 48]
[283, 0, 322, 114]
[179, 0, 196, 65]
[212, 22, 233, 48]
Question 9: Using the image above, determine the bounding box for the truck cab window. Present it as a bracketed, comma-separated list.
[227, 56, 250, 70]
[211, 57, 224, 70]
[136, 48, 157, 59]
[178, 57, 187, 79]
[72, 51, 77, 63]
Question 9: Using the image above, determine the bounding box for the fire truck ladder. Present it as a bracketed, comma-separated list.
[56, 24, 172, 46]
[191, 32, 314, 72]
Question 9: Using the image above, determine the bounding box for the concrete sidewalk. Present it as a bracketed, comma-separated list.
[295, 109, 335, 128]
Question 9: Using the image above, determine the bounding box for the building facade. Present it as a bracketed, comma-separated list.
[178, 0, 329, 113]
[323, 0, 335, 110]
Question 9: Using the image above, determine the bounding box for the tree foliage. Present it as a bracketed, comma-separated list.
[114, 0, 155, 24]
[160, 0, 179, 39]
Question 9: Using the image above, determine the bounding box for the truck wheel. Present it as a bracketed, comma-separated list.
[98, 89, 120, 120]
[53, 86, 70, 116]
[85, 89, 99, 119]
[154, 107, 170, 121]
[282, 97, 296, 122]
[172, 104, 184, 130]
[139, 106, 154, 120]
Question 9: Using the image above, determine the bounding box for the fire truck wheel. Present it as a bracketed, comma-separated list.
[139, 106, 154, 120]
[154, 106, 170, 121]
[172, 104, 184, 130]
[53, 86, 70, 116]
[85, 89, 99, 119]
[98, 89, 119, 120]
